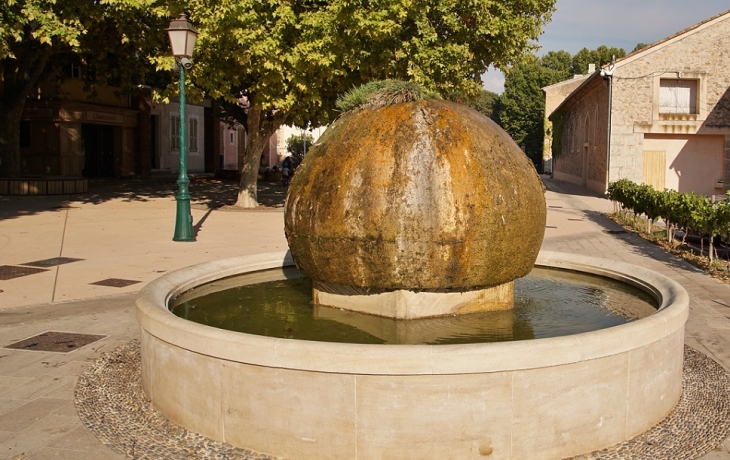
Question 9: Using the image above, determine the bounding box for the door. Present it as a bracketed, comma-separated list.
[82, 124, 115, 178]
[643, 150, 666, 190]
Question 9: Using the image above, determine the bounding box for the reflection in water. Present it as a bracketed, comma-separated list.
[170, 267, 657, 345]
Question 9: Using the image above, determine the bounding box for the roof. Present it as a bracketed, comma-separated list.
[547, 9, 730, 118]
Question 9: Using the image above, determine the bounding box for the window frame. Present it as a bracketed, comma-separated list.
[171, 115, 180, 151]
[189, 116, 199, 153]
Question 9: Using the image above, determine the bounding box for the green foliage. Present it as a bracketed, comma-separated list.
[539, 50, 572, 79]
[498, 54, 566, 168]
[286, 132, 314, 166]
[144, 0, 556, 205]
[161, 0, 557, 124]
[336, 80, 437, 112]
[570, 45, 626, 74]
[550, 109, 564, 159]
[608, 179, 730, 262]
[632, 43, 650, 53]
[448, 89, 500, 119]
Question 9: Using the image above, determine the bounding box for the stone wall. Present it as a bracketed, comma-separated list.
[543, 76, 589, 173]
[553, 12, 730, 193]
[610, 13, 730, 191]
[553, 77, 610, 194]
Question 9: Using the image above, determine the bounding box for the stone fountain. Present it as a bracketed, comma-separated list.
[136, 98, 688, 460]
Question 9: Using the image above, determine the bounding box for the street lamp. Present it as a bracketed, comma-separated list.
[167, 13, 198, 242]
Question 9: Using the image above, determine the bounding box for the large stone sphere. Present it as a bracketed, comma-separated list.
[284, 99, 546, 291]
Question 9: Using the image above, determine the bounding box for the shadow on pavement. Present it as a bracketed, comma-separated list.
[0, 176, 289, 221]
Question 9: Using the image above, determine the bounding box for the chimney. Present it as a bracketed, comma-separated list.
[588, 63, 596, 74]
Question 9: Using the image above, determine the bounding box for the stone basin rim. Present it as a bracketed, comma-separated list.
[135, 250, 689, 376]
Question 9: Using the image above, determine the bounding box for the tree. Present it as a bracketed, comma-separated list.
[540, 50, 572, 78]
[498, 54, 566, 169]
[145, 0, 556, 207]
[286, 132, 314, 167]
[632, 43, 650, 53]
[570, 45, 626, 75]
[449, 89, 500, 120]
[0, 0, 165, 177]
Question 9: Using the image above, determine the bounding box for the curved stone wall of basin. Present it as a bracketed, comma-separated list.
[136, 251, 689, 460]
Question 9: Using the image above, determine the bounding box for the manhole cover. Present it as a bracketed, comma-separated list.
[21, 257, 84, 268]
[0, 265, 49, 280]
[6, 331, 105, 353]
[90, 278, 141, 288]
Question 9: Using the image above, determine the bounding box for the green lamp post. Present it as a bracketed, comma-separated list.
[167, 13, 198, 242]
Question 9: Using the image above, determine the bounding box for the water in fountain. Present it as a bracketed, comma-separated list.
[170, 266, 657, 345]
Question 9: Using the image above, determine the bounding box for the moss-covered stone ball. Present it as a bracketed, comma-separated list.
[284, 99, 546, 291]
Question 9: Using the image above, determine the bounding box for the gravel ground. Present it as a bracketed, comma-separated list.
[76, 341, 730, 460]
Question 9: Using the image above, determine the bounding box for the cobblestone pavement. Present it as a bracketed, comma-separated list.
[0, 176, 729, 459]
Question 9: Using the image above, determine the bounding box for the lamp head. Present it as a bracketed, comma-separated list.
[166, 13, 198, 59]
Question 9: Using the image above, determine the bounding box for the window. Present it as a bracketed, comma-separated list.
[230, 132, 235, 145]
[189, 117, 199, 152]
[659, 79, 697, 114]
[171, 115, 180, 150]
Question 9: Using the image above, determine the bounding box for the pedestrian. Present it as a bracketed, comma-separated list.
[281, 157, 292, 186]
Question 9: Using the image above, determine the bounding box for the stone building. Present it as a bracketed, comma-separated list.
[546, 10, 730, 196]
[18, 64, 220, 180]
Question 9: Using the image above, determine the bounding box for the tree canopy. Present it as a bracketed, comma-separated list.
[285, 132, 314, 167]
[143, 0, 556, 206]
[570, 45, 626, 74]
[498, 54, 566, 168]
[2, 0, 557, 205]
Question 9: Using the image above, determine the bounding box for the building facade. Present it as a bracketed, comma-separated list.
[18, 66, 218, 179]
[547, 10, 730, 196]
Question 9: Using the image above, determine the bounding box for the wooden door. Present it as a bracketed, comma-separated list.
[643, 150, 666, 190]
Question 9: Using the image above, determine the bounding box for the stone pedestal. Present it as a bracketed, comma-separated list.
[313, 281, 514, 319]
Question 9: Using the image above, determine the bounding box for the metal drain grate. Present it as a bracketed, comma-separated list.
[21, 257, 84, 268]
[0, 265, 49, 280]
[604, 230, 628, 235]
[90, 278, 141, 288]
[5, 331, 105, 353]
[568, 218, 584, 221]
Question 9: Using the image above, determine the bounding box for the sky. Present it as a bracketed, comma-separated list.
[481, 0, 730, 94]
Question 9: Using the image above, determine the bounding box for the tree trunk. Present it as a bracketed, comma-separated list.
[235, 131, 269, 208]
[0, 44, 54, 177]
[233, 105, 286, 208]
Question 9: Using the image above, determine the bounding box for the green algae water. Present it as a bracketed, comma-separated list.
[169, 267, 657, 345]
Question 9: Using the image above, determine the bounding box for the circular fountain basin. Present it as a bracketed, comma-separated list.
[136, 251, 689, 460]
